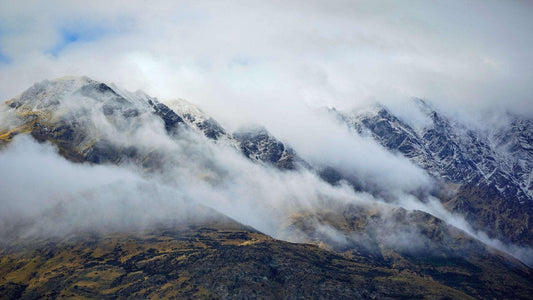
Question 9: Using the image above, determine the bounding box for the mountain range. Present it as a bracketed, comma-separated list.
[0, 76, 531, 299]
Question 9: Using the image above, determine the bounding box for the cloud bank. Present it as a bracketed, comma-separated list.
[1, 124, 531, 265]
[1, 0, 532, 128]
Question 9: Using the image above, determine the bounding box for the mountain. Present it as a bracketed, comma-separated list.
[332, 100, 533, 246]
[1, 77, 532, 299]
[4, 218, 531, 300]
[0, 76, 297, 171]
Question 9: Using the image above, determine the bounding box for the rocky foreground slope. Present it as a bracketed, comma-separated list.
[1, 217, 532, 299]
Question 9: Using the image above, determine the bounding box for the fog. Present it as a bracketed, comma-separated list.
[0, 136, 195, 240]
[0, 114, 531, 265]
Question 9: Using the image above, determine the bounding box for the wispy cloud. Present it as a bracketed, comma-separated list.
[0, 0, 531, 121]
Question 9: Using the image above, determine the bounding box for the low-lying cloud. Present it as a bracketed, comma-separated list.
[1, 116, 531, 265]
[0, 136, 194, 241]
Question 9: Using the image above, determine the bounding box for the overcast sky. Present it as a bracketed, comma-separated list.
[1, 0, 532, 126]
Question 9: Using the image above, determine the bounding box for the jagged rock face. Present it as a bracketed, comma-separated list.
[334, 101, 533, 245]
[147, 99, 186, 134]
[163, 98, 227, 141]
[494, 118, 533, 200]
[233, 127, 298, 170]
[186, 115, 226, 140]
[156, 100, 302, 171]
[164, 98, 300, 170]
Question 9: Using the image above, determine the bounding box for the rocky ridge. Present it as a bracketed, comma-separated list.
[333, 100, 533, 245]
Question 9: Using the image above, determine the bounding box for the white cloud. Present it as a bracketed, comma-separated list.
[0, 0, 531, 122]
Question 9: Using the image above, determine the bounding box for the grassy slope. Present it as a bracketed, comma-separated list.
[1, 220, 532, 299]
[0, 221, 484, 300]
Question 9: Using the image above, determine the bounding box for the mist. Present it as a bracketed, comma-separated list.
[0, 135, 197, 241]
[1, 103, 531, 265]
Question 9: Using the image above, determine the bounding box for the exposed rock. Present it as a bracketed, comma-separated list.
[334, 100, 533, 246]
[233, 127, 298, 170]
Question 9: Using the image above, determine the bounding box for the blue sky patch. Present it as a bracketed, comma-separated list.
[47, 22, 109, 57]
[0, 28, 10, 64]
[0, 48, 11, 64]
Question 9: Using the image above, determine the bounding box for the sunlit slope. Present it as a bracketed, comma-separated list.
[3, 220, 531, 299]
